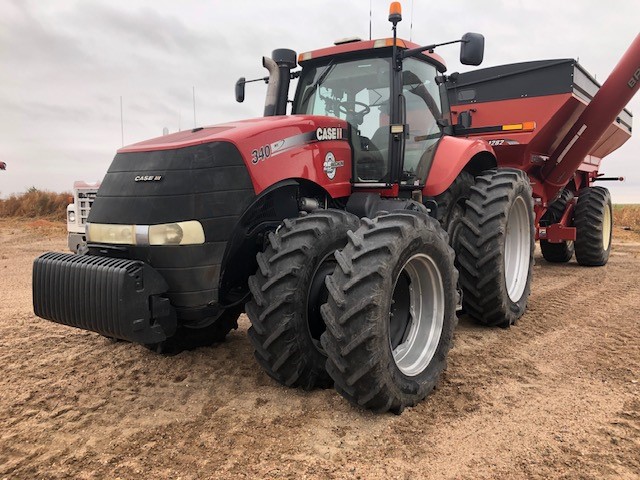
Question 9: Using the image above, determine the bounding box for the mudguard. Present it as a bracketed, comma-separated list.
[421, 136, 496, 196]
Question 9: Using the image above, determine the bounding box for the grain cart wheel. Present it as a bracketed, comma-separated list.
[246, 209, 360, 390]
[574, 186, 613, 266]
[146, 306, 242, 354]
[433, 171, 475, 249]
[540, 189, 575, 263]
[320, 212, 458, 413]
[456, 168, 535, 327]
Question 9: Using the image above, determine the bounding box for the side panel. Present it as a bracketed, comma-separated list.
[224, 119, 353, 199]
[422, 136, 496, 196]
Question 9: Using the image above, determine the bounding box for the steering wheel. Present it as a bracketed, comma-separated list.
[337, 100, 371, 125]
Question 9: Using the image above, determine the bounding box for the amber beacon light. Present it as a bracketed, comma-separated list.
[389, 2, 402, 24]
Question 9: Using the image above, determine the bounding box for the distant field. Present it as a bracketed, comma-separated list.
[1, 189, 639, 233]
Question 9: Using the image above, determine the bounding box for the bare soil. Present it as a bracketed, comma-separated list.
[0, 219, 638, 479]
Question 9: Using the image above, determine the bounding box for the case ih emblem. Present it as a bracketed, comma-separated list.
[316, 127, 343, 141]
[323, 152, 344, 180]
[134, 175, 163, 182]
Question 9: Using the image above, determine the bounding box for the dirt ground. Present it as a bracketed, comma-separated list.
[0, 219, 638, 479]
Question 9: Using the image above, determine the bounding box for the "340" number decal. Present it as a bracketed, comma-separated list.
[251, 145, 271, 164]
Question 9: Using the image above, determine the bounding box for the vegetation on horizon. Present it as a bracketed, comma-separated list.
[0, 189, 639, 230]
[0, 187, 70, 221]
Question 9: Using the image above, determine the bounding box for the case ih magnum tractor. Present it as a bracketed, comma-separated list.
[33, 4, 639, 413]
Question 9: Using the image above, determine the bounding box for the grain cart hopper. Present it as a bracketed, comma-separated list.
[32, 3, 640, 413]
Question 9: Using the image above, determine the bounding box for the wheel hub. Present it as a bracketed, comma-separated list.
[389, 253, 445, 377]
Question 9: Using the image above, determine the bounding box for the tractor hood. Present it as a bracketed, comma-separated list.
[118, 115, 351, 196]
[120, 115, 349, 156]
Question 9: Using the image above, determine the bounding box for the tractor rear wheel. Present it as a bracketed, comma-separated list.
[434, 171, 475, 250]
[245, 209, 360, 390]
[574, 186, 612, 266]
[320, 212, 458, 413]
[540, 189, 575, 263]
[146, 305, 242, 354]
[456, 168, 535, 327]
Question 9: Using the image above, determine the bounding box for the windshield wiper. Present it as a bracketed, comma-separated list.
[300, 59, 336, 107]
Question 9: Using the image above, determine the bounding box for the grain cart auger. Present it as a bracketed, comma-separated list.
[32, 2, 639, 413]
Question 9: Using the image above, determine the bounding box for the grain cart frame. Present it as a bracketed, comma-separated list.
[33, 3, 639, 412]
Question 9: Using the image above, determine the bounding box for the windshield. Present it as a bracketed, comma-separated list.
[295, 57, 392, 182]
[295, 57, 391, 136]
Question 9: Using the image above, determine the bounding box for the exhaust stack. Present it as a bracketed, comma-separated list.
[541, 34, 640, 187]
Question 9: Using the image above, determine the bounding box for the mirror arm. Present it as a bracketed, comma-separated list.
[401, 39, 463, 59]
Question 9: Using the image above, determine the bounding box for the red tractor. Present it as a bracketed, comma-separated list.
[33, 4, 639, 413]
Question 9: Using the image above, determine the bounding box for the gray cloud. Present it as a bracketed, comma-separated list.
[0, 0, 638, 203]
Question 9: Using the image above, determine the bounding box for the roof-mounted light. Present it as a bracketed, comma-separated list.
[389, 2, 402, 24]
[334, 37, 362, 45]
[373, 38, 407, 49]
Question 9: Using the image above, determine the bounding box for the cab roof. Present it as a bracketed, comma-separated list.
[298, 38, 447, 72]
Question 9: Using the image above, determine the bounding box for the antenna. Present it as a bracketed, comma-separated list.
[192, 86, 197, 127]
[410, 0, 414, 41]
[120, 96, 124, 147]
[369, 0, 372, 40]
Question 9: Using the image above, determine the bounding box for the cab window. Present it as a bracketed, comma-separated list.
[401, 58, 443, 183]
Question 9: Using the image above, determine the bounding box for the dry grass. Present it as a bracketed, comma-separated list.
[0, 188, 70, 221]
[613, 204, 640, 231]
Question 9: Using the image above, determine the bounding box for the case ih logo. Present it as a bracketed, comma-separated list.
[629, 67, 640, 89]
[134, 175, 163, 182]
[316, 127, 343, 141]
[323, 152, 344, 180]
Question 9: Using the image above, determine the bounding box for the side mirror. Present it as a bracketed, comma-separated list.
[235, 77, 246, 103]
[460, 33, 484, 66]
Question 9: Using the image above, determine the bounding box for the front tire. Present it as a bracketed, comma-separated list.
[245, 209, 360, 390]
[320, 212, 458, 413]
[574, 186, 612, 266]
[456, 168, 535, 327]
[146, 306, 241, 354]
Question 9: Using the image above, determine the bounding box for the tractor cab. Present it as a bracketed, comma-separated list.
[293, 42, 447, 189]
[238, 2, 484, 193]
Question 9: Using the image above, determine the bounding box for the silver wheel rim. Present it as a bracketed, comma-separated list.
[390, 253, 445, 377]
[602, 204, 612, 251]
[504, 196, 530, 302]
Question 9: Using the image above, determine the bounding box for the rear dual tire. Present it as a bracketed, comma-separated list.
[456, 168, 535, 327]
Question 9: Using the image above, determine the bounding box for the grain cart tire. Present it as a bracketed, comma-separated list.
[320, 212, 458, 413]
[433, 171, 475, 250]
[574, 186, 612, 266]
[540, 189, 575, 263]
[146, 306, 242, 354]
[456, 168, 535, 327]
[246, 209, 360, 390]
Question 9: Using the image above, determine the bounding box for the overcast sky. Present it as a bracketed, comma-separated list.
[1, 0, 639, 201]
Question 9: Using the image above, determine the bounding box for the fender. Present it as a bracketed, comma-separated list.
[421, 136, 497, 196]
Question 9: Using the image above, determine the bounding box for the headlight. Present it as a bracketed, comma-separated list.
[149, 221, 205, 245]
[86, 221, 204, 246]
[68, 211, 76, 223]
[87, 223, 135, 245]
